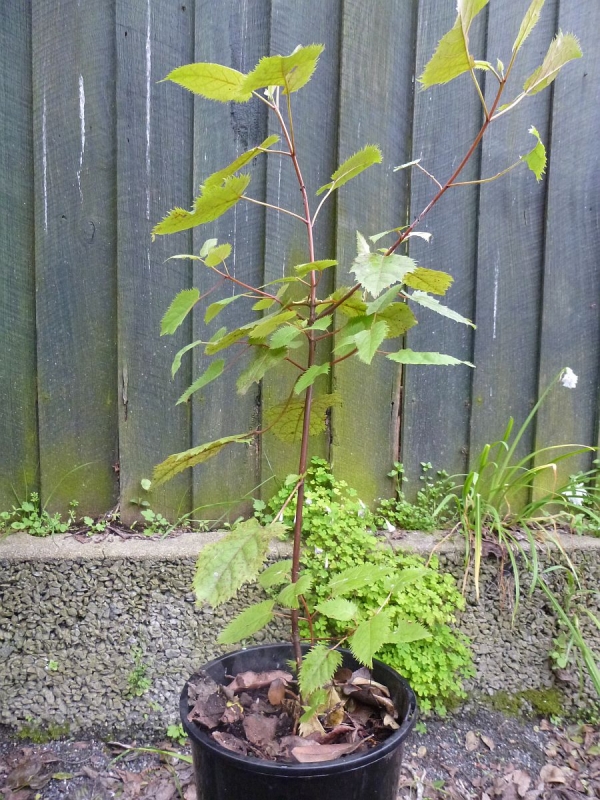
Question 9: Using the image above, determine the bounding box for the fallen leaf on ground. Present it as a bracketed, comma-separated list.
[465, 730, 479, 752]
[540, 764, 566, 784]
[481, 734, 495, 751]
[242, 713, 278, 747]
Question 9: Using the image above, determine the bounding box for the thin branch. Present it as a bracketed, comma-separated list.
[415, 162, 443, 190]
[256, 147, 292, 157]
[210, 267, 281, 302]
[450, 159, 521, 186]
[311, 187, 333, 226]
[242, 195, 306, 223]
[331, 347, 358, 367]
[469, 66, 490, 120]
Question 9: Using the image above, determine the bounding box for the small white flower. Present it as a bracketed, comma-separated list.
[561, 368, 578, 389]
[358, 500, 366, 518]
[325, 505, 332, 514]
[305, 497, 312, 505]
[314, 546, 323, 555]
[324, 556, 329, 570]
[385, 519, 396, 534]
[564, 482, 587, 507]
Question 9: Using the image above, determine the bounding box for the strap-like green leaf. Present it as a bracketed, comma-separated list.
[192, 518, 283, 606]
[327, 564, 385, 597]
[316, 145, 382, 196]
[387, 620, 432, 645]
[163, 62, 252, 102]
[353, 321, 389, 364]
[236, 347, 288, 395]
[171, 340, 203, 378]
[349, 612, 392, 668]
[315, 598, 358, 622]
[258, 560, 293, 589]
[351, 251, 417, 298]
[299, 645, 342, 697]
[204, 243, 232, 267]
[242, 44, 324, 95]
[523, 32, 582, 96]
[218, 599, 275, 645]
[177, 359, 225, 404]
[203, 135, 280, 190]
[153, 434, 252, 486]
[265, 393, 342, 443]
[408, 291, 475, 327]
[294, 259, 337, 277]
[386, 348, 474, 367]
[404, 267, 453, 296]
[152, 174, 251, 237]
[419, 0, 489, 88]
[512, 0, 546, 54]
[205, 295, 240, 324]
[294, 363, 330, 395]
[160, 289, 200, 335]
[277, 574, 313, 609]
[521, 125, 546, 182]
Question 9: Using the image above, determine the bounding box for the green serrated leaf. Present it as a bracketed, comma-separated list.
[277, 574, 313, 609]
[356, 231, 371, 256]
[408, 291, 475, 327]
[200, 238, 218, 257]
[152, 174, 251, 237]
[377, 303, 418, 338]
[265, 393, 342, 443]
[161, 289, 200, 336]
[177, 359, 225, 404]
[258, 559, 293, 589]
[351, 252, 417, 298]
[153, 434, 252, 486]
[218, 599, 275, 645]
[171, 340, 203, 378]
[192, 519, 285, 606]
[419, 0, 489, 88]
[315, 598, 358, 622]
[321, 288, 367, 319]
[387, 619, 432, 645]
[327, 564, 385, 597]
[365, 286, 402, 315]
[353, 321, 389, 364]
[523, 31, 582, 96]
[163, 62, 251, 102]
[521, 125, 546, 181]
[404, 268, 453, 296]
[203, 136, 280, 190]
[384, 567, 430, 593]
[299, 645, 342, 697]
[237, 348, 288, 395]
[294, 259, 338, 277]
[305, 316, 332, 332]
[299, 689, 328, 723]
[252, 297, 276, 311]
[205, 295, 240, 324]
[316, 145, 382, 195]
[386, 348, 474, 367]
[204, 243, 232, 267]
[242, 44, 324, 95]
[294, 363, 330, 395]
[248, 310, 298, 342]
[349, 612, 392, 668]
[513, 0, 545, 54]
[269, 325, 303, 349]
[205, 326, 247, 355]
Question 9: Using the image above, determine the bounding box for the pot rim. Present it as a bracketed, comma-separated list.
[180, 643, 417, 777]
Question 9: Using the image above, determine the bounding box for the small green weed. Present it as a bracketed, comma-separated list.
[127, 649, 152, 697]
[137, 508, 172, 536]
[0, 493, 78, 537]
[374, 462, 456, 533]
[166, 723, 187, 746]
[47, 659, 59, 672]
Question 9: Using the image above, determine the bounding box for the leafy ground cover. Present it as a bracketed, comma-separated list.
[1, 707, 599, 799]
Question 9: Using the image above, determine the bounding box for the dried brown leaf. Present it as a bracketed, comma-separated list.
[465, 730, 479, 752]
[226, 670, 293, 693]
[481, 734, 495, 751]
[242, 713, 278, 747]
[291, 741, 364, 763]
[267, 678, 286, 706]
[540, 764, 566, 784]
[211, 731, 249, 755]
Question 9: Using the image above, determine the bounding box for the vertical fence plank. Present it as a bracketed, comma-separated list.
[117, 0, 195, 522]
[0, 3, 38, 508]
[469, 0, 557, 485]
[190, 0, 270, 522]
[261, 0, 343, 489]
[32, 0, 118, 515]
[401, 0, 484, 493]
[332, 0, 417, 503]
[535, 0, 600, 484]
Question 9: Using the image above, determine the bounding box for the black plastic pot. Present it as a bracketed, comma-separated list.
[180, 643, 417, 800]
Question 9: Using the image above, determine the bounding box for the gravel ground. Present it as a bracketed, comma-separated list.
[2, 704, 599, 799]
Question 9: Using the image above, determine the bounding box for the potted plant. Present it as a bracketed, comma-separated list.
[148, 2, 580, 797]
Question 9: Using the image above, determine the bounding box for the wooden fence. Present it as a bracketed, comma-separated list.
[1, 0, 598, 521]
